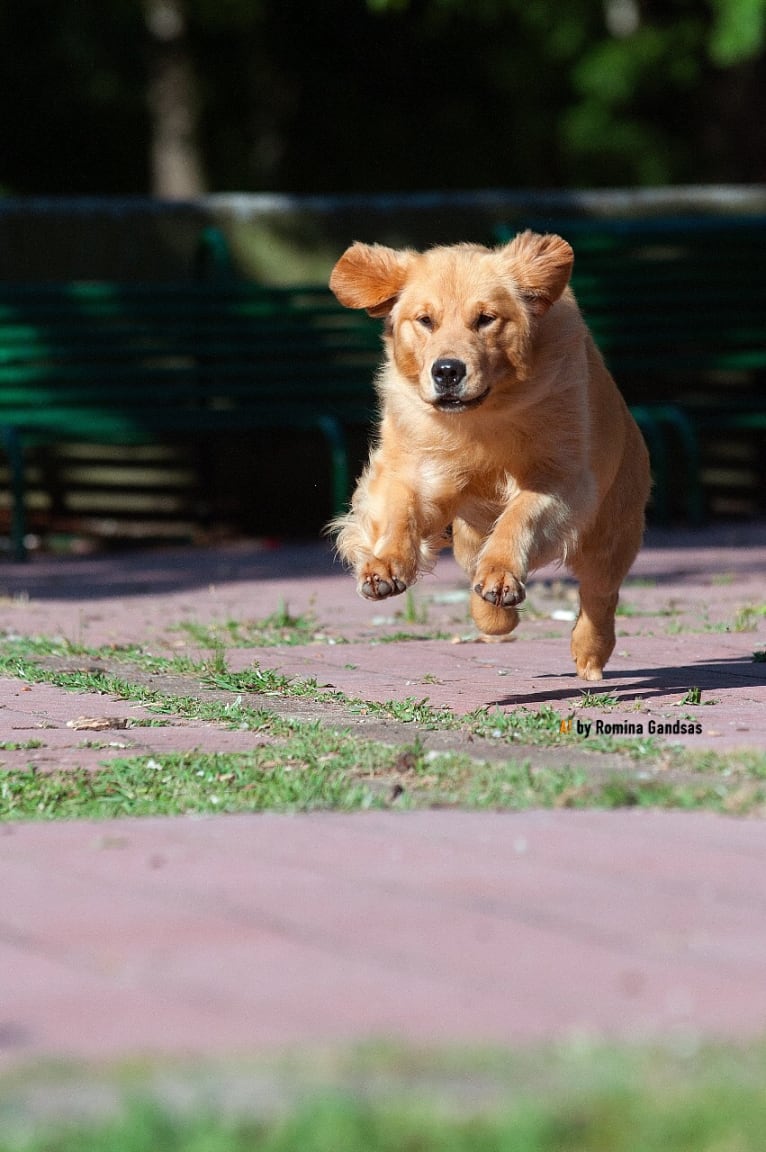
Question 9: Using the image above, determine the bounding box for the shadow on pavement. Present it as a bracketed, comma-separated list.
[0, 540, 339, 601]
[1, 520, 765, 601]
[491, 655, 765, 709]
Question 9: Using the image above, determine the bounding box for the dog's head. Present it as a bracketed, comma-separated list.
[329, 232, 574, 413]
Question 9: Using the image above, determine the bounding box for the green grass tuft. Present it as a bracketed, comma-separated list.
[5, 1064, 766, 1152]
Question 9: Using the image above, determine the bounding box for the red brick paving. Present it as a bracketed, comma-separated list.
[0, 523, 765, 1064]
[2, 810, 766, 1064]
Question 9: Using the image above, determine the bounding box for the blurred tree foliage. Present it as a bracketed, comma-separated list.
[0, 0, 764, 196]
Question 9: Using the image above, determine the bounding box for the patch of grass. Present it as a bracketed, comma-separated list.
[174, 600, 325, 648]
[0, 647, 299, 739]
[462, 760, 589, 808]
[664, 612, 732, 636]
[0, 744, 541, 818]
[465, 704, 659, 758]
[467, 762, 764, 814]
[6, 1044, 766, 1152]
[4, 729, 758, 819]
[587, 776, 711, 810]
[1, 631, 764, 816]
[680, 686, 702, 706]
[577, 690, 620, 708]
[711, 572, 735, 585]
[469, 703, 563, 744]
[352, 695, 460, 728]
[0, 741, 386, 821]
[662, 602, 766, 637]
[733, 604, 766, 633]
[615, 600, 653, 618]
[202, 659, 298, 698]
[403, 587, 429, 625]
[0, 636, 682, 764]
[672, 747, 766, 779]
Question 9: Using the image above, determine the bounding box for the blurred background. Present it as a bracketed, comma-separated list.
[2, 0, 765, 198]
[0, 0, 764, 550]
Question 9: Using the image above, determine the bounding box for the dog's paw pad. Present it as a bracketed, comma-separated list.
[360, 573, 407, 600]
[474, 573, 526, 608]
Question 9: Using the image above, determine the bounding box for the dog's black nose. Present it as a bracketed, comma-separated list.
[431, 358, 467, 393]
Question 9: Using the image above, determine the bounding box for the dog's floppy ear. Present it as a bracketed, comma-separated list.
[329, 242, 412, 317]
[499, 231, 574, 316]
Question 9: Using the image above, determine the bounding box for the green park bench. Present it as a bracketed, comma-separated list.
[0, 278, 382, 560]
[3, 216, 765, 558]
[498, 214, 766, 525]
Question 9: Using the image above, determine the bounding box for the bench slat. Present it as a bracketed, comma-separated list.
[0, 279, 384, 557]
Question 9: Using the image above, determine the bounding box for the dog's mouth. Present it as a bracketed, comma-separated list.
[432, 388, 490, 413]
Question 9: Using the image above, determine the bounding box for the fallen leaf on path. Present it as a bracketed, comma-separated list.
[66, 716, 129, 731]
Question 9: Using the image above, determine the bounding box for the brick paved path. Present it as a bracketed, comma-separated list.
[0, 523, 764, 1064]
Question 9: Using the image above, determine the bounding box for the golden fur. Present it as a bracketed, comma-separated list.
[329, 232, 650, 680]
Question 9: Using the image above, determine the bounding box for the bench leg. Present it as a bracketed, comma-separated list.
[630, 407, 667, 526]
[316, 415, 351, 517]
[654, 405, 703, 526]
[630, 404, 703, 526]
[1, 427, 28, 562]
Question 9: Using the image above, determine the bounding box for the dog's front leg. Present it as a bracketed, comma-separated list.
[333, 465, 449, 601]
[471, 489, 575, 634]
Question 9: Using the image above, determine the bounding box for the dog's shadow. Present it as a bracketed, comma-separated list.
[489, 655, 765, 709]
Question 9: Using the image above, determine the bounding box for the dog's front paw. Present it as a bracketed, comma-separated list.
[473, 568, 526, 608]
[357, 560, 409, 601]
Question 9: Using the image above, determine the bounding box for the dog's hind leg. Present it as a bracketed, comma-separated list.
[569, 576, 619, 681]
[569, 503, 645, 681]
[570, 417, 650, 679]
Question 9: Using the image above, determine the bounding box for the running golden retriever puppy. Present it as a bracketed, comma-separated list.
[329, 232, 650, 680]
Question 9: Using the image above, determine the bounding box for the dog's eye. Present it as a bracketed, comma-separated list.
[476, 312, 497, 330]
[416, 315, 434, 330]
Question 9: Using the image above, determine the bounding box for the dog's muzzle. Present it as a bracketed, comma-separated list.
[430, 357, 488, 411]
